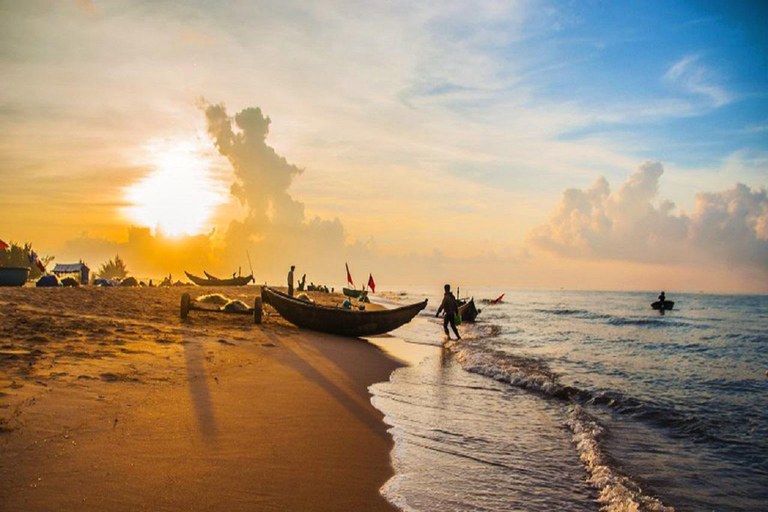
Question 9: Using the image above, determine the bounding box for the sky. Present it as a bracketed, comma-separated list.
[0, 0, 766, 293]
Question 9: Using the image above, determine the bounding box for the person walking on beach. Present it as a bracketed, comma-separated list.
[288, 265, 295, 296]
[436, 284, 461, 340]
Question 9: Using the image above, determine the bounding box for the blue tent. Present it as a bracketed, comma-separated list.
[36, 275, 60, 287]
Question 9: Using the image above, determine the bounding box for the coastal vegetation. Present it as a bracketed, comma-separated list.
[96, 254, 129, 280]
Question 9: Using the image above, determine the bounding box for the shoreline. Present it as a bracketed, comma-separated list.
[0, 287, 407, 512]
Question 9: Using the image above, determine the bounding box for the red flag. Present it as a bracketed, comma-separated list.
[367, 274, 376, 293]
[345, 263, 354, 286]
[0, 239, 8, 251]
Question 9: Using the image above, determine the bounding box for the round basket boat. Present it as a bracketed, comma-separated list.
[0, 266, 30, 287]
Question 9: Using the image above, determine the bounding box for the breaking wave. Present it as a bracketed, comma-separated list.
[567, 406, 675, 512]
[445, 338, 677, 511]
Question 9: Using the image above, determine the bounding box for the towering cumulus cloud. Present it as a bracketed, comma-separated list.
[202, 101, 345, 278]
[204, 104, 305, 228]
[529, 162, 768, 269]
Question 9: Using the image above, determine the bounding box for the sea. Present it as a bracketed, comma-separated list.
[369, 288, 768, 512]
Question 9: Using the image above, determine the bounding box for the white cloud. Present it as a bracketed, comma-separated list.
[663, 54, 733, 108]
[529, 161, 768, 269]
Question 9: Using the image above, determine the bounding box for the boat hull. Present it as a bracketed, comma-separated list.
[651, 300, 675, 310]
[0, 267, 29, 287]
[262, 286, 427, 337]
[458, 298, 479, 322]
[185, 271, 253, 287]
[342, 287, 370, 303]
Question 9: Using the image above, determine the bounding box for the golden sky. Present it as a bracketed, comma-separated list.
[0, 1, 766, 292]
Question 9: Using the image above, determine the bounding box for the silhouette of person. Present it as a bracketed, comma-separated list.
[659, 291, 666, 302]
[288, 265, 295, 296]
[436, 284, 461, 340]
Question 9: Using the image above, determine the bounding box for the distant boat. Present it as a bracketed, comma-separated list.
[343, 287, 370, 302]
[651, 300, 675, 310]
[262, 286, 427, 337]
[458, 297, 480, 322]
[0, 266, 29, 287]
[185, 271, 254, 287]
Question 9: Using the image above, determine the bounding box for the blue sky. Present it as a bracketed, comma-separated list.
[519, 1, 767, 166]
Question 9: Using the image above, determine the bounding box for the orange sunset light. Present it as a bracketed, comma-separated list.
[122, 141, 227, 237]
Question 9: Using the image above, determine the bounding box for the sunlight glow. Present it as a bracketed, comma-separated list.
[123, 141, 227, 237]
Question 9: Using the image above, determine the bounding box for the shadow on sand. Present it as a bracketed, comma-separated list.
[182, 337, 219, 443]
[263, 329, 394, 441]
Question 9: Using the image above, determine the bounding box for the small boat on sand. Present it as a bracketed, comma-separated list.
[185, 271, 254, 287]
[0, 267, 29, 287]
[261, 286, 427, 337]
[651, 300, 675, 310]
[458, 297, 480, 322]
[343, 287, 370, 303]
[343, 287, 365, 298]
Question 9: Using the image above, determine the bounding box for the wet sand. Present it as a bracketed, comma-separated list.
[0, 286, 401, 511]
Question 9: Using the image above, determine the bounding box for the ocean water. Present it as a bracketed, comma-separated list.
[370, 289, 768, 512]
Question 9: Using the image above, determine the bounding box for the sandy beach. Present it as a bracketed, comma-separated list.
[0, 286, 402, 511]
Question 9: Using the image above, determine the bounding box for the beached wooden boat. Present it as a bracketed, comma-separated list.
[651, 300, 675, 310]
[342, 287, 370, 303]
[458, 297, 480, 322]
[185, 271, 254, 287]
[262, 286, 427, 337]
[343, 287, 365, 298]
[0, 266, 29, 287]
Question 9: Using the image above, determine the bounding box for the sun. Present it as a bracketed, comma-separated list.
[123, 140, 227, 237]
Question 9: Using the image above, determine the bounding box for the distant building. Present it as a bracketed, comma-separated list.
[52, 262, 90, 285]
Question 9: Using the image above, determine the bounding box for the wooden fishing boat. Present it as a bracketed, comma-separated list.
[342, 287, 370, 303]
[0, 266, 29, 287]
[343, 287, 365, 298]
[185, 271, 254, 287]
[458, 297, 480, 322]
[651, 300, 675, 310]
[262, 286, 427, 337]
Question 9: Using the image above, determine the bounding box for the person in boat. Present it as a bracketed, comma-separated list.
[288, 265, 295, 296]
[659, 291, 666, 303]
[436, 284, 461, 340]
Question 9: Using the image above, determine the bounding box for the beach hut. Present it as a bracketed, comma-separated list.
[52, 262, 90, 285]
